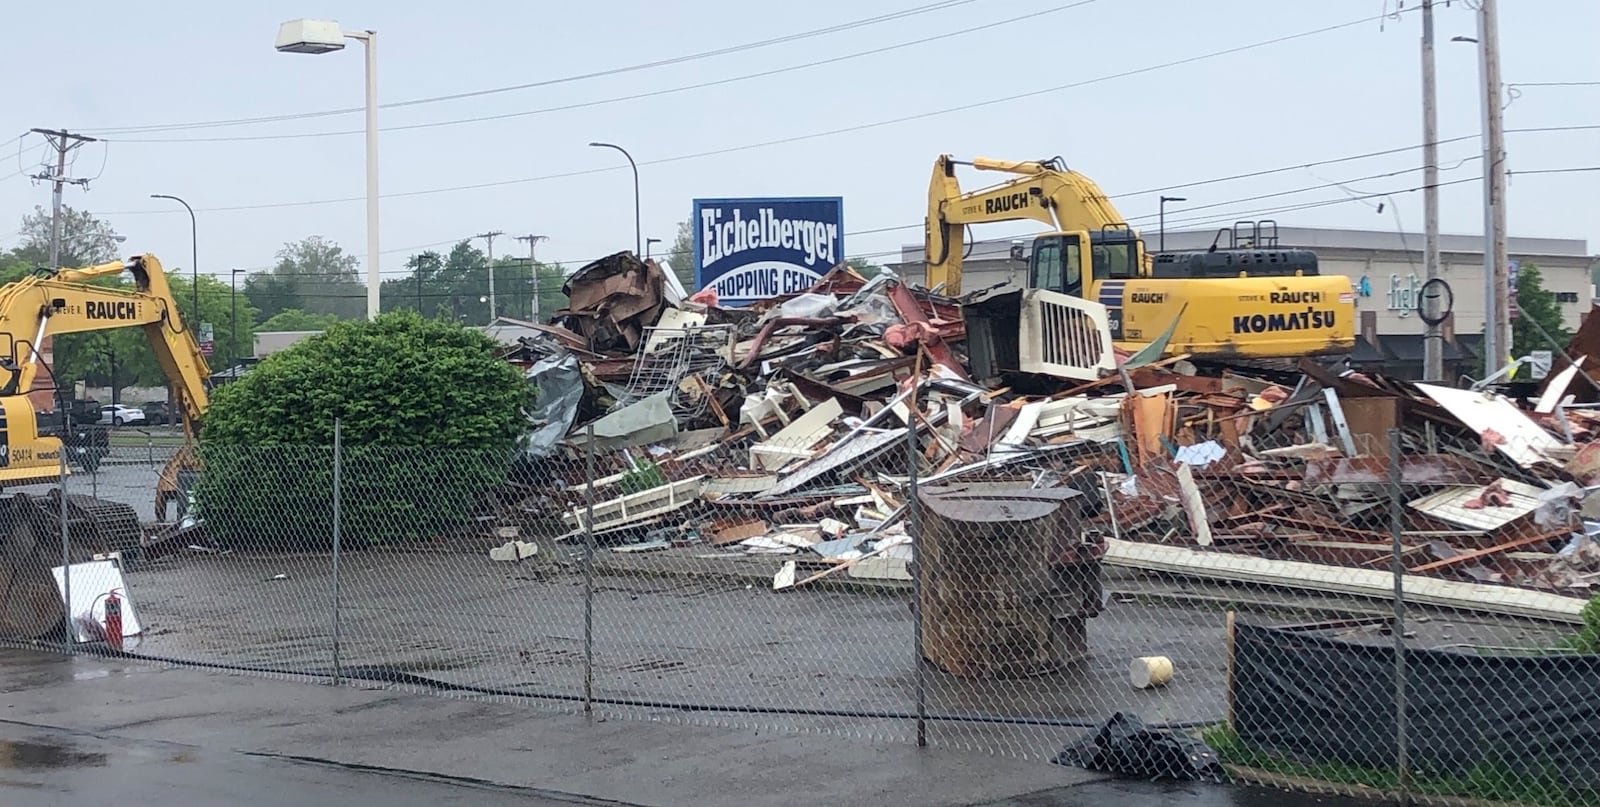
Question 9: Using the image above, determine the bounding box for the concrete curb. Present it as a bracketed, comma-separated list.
[1222, 763, 1549, 807]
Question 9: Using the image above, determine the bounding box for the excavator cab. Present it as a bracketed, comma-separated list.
[1027, 227, 1144, 296]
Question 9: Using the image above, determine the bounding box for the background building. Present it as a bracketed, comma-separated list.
[893, 225, 1597, 380]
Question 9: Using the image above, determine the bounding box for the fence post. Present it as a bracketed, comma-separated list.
[1387, 428, 1410, 805]
[331, 418, 343, 685]
[583, 424, 596, 715]
[906, 400, 926, 748]
[59, 453, 73, 654]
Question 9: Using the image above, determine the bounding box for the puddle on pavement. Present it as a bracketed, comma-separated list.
[0, 739, 109, 770]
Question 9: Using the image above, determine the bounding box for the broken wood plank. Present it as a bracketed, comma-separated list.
[1104, 538, 1588, 624]
[1407, 529, 1567, 574]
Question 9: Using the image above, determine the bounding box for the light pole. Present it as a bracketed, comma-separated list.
[1420, 0, 1443, 382]
[230, 269, 245, 379]
[645, 237, 661, 262]
[276, 19, 381, 321]
[1454, 10, 1507, 375]
[589, 142, 641, 257]
[1158, 196, 1186, 252]
[149, 194, 198, 320]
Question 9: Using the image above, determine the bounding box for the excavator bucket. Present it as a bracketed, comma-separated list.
[0, 490, 142, 641]
[156, 443, 200, 523]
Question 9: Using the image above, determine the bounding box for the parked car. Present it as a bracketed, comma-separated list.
[141, 400, 176, 425]
[98, 404, 146, 427]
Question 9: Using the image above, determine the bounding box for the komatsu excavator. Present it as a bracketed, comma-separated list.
[926, 155, 1357, 378]
[0, 253, 210, 512]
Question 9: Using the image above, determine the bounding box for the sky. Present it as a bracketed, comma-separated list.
[1, 0, 1595, 288]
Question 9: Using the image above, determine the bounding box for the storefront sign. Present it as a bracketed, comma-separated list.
[693, 196, 844, 307]
[1387, 273, 1422, 317]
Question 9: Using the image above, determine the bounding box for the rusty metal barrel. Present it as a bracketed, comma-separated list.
[915, 483, 1101, 679]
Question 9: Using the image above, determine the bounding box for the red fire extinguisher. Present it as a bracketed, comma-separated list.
[103, 589, 123, 651]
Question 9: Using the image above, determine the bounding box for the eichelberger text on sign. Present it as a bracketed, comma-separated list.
[692, 197, 844, 307]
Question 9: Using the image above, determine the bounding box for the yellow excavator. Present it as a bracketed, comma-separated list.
[0, 253, 210, 516]
[0, 253, 211, 641]
[926, 155, 1357, 374]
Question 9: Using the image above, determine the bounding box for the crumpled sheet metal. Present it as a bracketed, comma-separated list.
[521, 350, 585, 458]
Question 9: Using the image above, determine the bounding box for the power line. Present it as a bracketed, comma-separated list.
[1121, 158, 1481, 223]
[98, 3, 1413, 157]
[98, 121, 1597, 219]
[231, 160, 1593, 281]
[1509, 166, 1600, 176]
[1508, 81, 1600, 87]
[80, 0, 987, 136]
[102, 1, 1100, 145]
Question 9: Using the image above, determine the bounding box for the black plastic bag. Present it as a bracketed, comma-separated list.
[1052, 712, 1226, 783]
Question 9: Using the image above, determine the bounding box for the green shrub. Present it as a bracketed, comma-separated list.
[196, 311, 531, 547]
[1568, 595, 1600, 654]
[618, 460, 665, 494]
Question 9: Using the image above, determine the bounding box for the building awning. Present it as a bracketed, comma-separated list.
[1348, 337, 1386, 364]
[1379, 334, 1472, 362]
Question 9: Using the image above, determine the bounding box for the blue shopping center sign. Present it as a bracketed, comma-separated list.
[692, 196, 844, 307]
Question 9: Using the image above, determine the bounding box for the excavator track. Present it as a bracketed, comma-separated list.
[0, 490, 143, 640]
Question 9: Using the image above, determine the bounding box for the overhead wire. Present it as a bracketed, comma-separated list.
[79, 0, 988, 135]
[96, 3, 1418, 156]
[94, 121, 1597, 221]
[98, 9, 1481, 217]
[107, 6, 1098, 143]
[223, 157, 1582, 282]
[103, 1, 1101, 144]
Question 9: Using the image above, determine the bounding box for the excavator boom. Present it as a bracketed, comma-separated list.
[0, 254, 210, 492]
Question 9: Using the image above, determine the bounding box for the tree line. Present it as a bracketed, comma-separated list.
[2, 205, 891, 401]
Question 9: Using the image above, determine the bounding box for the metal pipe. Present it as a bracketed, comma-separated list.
[583, 423, 596, 714]
[59, 453, 72, 653]
[332, 418, 343, 685]
[1388, 428, 1410, 804]
[906, 413, 926, 747]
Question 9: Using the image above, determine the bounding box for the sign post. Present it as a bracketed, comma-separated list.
[692, 197, 844, 307]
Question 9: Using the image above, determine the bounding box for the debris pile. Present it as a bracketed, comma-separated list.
[496, 249, 1600, 606]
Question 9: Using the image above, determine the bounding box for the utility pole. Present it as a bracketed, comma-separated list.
[476, 230, 504, 324]
[1420, 0, 1443, 381]
[28, 128, 98, 273]
[1480, 0, 1510, 373]
[515, 233, 548, 321]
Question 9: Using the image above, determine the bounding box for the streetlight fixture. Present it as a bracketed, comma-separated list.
[1158, 196, 1187, 252]
[149, 194, 198, 319]
[588, 142, 641, 258]
[645, 237, 662, 262]
[275, 18, 381, 321]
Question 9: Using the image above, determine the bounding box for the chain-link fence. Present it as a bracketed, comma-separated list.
[4, 421, 1597, 806]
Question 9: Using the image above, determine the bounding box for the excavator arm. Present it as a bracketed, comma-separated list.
[926, 155, 1142, 296]
[0, 255, 211, 506]
[0, 254, 211, 423]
